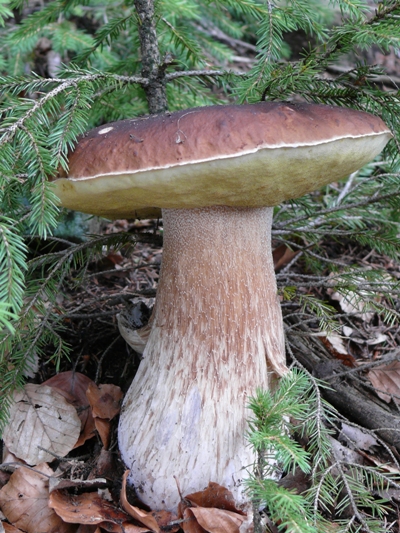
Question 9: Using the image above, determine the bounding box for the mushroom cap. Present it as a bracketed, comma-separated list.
[51, 102, 392, 219]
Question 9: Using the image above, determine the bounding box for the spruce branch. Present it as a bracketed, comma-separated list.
[0, 72, 148, 145]
[165, 68, 245, 81]
[274, 190, 400, 229]
[0, 217, 26, 314]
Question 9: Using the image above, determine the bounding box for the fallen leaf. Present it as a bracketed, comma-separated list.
[2, 384, 81, 465]
[93, 417, 112, 449]
[185, 483, 245, 514]
[87, 448, 116, 481]
[366, 333, 388, 346]
[328, 285, 374, 322]
[1, 523, 24, 532]
[179, 484, 246, 533]
[180, 507, 207, 533]
[0, 472, 10, 491]
[49, 490, 135, 528]
[152, 511, 179, 531]
[328, 436, 364, 468]
[278, 468, 311, 494]
[85, 383, 123, 449]
[76, 526, 100, 533]
[1, 444, 25, 468]
[100, 523, 149, 533]
[356, 454, 400, 474]
[319, 333, 356, 367]
[118, 319, 151, 355]
[272, 244, 299, 271]
[43, 371, 96, 447]
[86, 383, 123, 420]
[340, 423, 378, 451]
[120, 471, 160, 532]
[187, 508, 245, 533]
[323, 333, 348, 356]
[105, 252, 124, 265]
[0, 465, 75, 533]
[0, 522, 23, 533]
[368, 360, 400, 402]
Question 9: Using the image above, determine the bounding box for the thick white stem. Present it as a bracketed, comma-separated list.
[118, 206, 286, 511]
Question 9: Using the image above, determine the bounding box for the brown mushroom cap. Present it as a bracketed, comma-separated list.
[51, 102, 392, 219]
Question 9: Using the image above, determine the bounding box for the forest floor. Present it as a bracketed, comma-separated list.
[0, 216, 400, 533]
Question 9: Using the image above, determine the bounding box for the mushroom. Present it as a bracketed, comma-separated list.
[51, 102, 391, 512]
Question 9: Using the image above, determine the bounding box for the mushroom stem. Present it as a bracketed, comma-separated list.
[118, 205, 287, 511]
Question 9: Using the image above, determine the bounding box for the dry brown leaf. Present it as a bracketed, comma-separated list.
[85, 383, 123, 449]
[2, 384, 81, 465]
[1, 522, 24, 532]
[49, 490, 147, 533]
[185, 483, 245, 514]
[151, 511, 179, 532]
[105, 251, 124, 266]
[86, 383, 123, 420]
[93, 417, 111, 450]
[49, 490, 131, 526]
[272, 244, 299, 271]
[318, 334, 356, 367]
[181, 507, 207, 533]
[322, 333, 348, 355]
[1, 445, 24, 468]
[188, 508, 245, 533]
[88, 448, 116, 481]
[120, 471, 160, 532]
[180, 484, 246, 533]
[76, 526, 100, 533]
[368, 360, 400, 402]
[100, 522, 150, 533]
[146, 511, 177, 533]
[0, 464, 75, 533]
[0, 472, 10, 491]
[120, 475, 177, 532]
[79, 526, 144, 533]
[278, 468, 311, 494]
[43, 371, 97, 447]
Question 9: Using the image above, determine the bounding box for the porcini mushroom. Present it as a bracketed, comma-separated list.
[51, 102, 391, 512]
